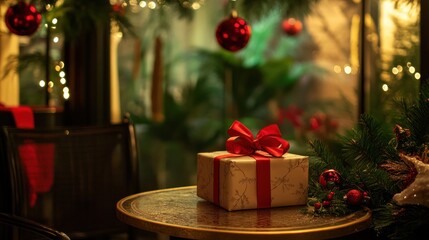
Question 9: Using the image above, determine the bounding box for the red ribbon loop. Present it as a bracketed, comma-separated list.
[226, 120, 290, 157]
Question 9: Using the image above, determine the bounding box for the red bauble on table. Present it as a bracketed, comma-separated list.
[282, 18, 302, 36]
[344, 189, 364, 206]
[4, 1, 42, 36]
[319, 169, 341, 188]
[215, 15, 251, 52]
[313, 202, 322, 210]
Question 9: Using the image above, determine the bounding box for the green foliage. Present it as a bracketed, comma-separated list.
[240, 0, 320, 19]
[129, 72, 225, 152]
[307, 86, 429, 239]
[394, 86, 429, 146]
[2, 52, 45, 80]
[43, 0, 113, 39]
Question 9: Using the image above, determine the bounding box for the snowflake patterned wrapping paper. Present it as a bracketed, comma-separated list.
[197, 151, 309, 211]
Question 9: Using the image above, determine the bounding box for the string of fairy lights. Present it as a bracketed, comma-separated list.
[42, 0, 205, 104]
[111, 0, 205, 12]
[41, 12, 69, 103]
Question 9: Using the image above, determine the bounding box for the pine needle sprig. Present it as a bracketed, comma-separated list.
[340, 114, 393, 167]
[240, 0, 319, 19]
[308, 139, 347, 175]
[393, 86, 429, 153]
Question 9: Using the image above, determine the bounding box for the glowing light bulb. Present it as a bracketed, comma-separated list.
[382, 84, 389, 92]
[148, 1, 156, 9]
[415, 72, 421, 80]
[344, 65, 352, 75]
[333, 65, 341, 73]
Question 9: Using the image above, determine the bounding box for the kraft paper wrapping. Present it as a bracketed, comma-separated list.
[197, 151, 309, 211]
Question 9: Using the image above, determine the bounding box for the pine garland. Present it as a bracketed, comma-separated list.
[307, 86, 429, 239]
[240, 0, 319, 19]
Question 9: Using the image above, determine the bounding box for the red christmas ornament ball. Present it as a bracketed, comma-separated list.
[327, 191, 335, 200]
[215, 16, 251, 52]
[314, 202, 321, 210]
[5, 2, 42, 36]
[319, 169, 341, 188]
[282, 18, 302, 36]
[112, 3, 126, 16]
[344, 189, 363, 206]
[322, 200, 331, 208]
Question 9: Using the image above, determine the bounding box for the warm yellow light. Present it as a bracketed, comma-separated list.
[192, 3, 201, 10]
[139, 1, 147, 8]
[392, 67, 399, 75]
[333, 65, 341, 73]
[59, 71, 66, 78]
[52, 18, 58, 25]
[397, 65, 403, 72]
[415, 72, 421, 80]
[344, 65, 352, 75]
[148, 1, 156, 9]
[60, 78, 66, 84]
[409, 66, 416, 74]
[39, 80, 45, 87]
[55, 65, 61, 72]
[53, 36, 59, 43]
[63, 87, 69, 93]
[382, 84, 389, 92]
[63, 91, 70, 100]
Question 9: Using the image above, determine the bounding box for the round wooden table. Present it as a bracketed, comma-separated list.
[116, 186, 371, 240]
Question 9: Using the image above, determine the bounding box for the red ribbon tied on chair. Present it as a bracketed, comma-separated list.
[213, 120, 290, 209]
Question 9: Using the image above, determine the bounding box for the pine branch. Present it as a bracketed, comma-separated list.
[341, 114, 393, 167]
[240, 0, 319, 19]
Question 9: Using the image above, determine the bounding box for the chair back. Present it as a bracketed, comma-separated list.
[0, 212, 70, 240]
[1, 121, 139, 239]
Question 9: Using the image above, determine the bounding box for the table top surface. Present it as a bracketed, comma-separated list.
[116, 186, 371, 240]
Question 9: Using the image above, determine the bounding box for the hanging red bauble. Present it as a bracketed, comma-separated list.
[215, 14, 251, 52]
[319, 169, 341, 188]
[112, 3, 126, 16]
[344, 189, 364, 206]
[4, 2, 42, 36]
[282, 18, 302, 36]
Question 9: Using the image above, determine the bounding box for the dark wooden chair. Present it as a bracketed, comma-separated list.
[0, 212, 70, 240]
[1, 120, 140, 239]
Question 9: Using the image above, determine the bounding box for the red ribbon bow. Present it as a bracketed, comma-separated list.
[213, 121, 290, 209]
[226, 120, 290, 157]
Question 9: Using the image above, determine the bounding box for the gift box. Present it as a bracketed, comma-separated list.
[196, 120, 308, 211]
[197, 151, 308, 211]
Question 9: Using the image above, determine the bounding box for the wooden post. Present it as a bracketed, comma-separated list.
[63, 20, 111, 126]
[151, 36, 164, 122]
